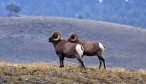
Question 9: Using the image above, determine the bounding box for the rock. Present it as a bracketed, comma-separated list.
[17, 77, 22, 81]
[0, 77, 7, 83]
[81, 71, 87, 74]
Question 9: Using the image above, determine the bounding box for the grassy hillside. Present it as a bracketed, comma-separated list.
[0, 62, 146, 83]
[0, 16, 146, 69]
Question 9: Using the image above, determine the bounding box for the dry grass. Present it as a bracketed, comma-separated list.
[0, 62, 146, 84]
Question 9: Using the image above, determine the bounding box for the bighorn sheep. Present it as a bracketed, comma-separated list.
[67, 33, 106, 69]
[48, 32, 86, 68]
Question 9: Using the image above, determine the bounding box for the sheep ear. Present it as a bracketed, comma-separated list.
[69, 33, 78, 42]
[52, 32, 61, 41]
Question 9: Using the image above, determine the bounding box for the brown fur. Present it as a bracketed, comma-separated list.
[48, 32, 85, 69]
[67, 33, 106, 69]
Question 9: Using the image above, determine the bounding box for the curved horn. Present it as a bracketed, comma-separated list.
[52, 32, 61, 41]
[69, 33, 78, 42]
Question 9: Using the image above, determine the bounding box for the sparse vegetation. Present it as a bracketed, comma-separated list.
[77, 14, 84, 19]
[6, 3, 21, 17]
[0, 62, 146, 83]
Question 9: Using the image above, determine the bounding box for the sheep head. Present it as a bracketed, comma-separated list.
[49, 32, 61, 43]
[67, 33, 79, 43]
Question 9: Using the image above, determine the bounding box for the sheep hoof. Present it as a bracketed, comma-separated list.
[81, 66, 86, 70]
[59, 66, 64, 68]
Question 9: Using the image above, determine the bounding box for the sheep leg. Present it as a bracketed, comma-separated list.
[99, 56, 106, 69]
[61, 56, 65, 67]
[59, 55, 64, 68]
[78, 56, 84, 67]
[97, 56, 102, 69]
[76, 57, 86, 69]
[99, 60, 102, 69]
[101, 57, 106, 69]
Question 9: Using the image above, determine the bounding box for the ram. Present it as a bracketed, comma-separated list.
[67, 33, 106, 69]
[48, 32, 85, 69]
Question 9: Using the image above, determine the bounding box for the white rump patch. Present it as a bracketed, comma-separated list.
[99, 43, 104, 52]
[75, 44, 84, 58]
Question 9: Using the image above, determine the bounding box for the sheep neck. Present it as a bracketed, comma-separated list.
[53, 39, 59, 44]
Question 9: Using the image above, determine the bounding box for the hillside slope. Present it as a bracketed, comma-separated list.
[0, 16, 146, 69]
[0, 0, 146, 28]
[0, 62, 146, 83]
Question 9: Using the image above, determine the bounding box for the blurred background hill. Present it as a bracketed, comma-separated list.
[0, 0, 146, 28]
[0, 17, 146, 69]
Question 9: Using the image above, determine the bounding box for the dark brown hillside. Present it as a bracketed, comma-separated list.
[0, 16, 146, 69]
